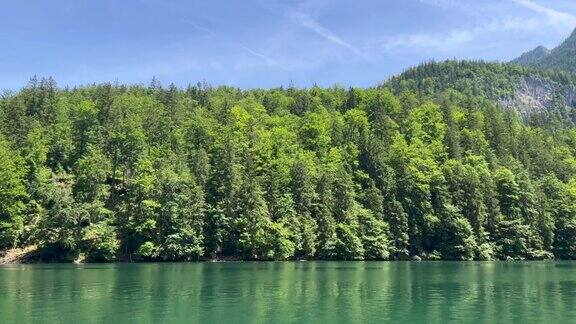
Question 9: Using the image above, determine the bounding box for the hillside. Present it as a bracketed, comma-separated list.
[388, 28, 576, 126]
[386, 60, 576, 126]
[513, 28, 576, 73]
[511, 46, 550, 66]
[4, 28, 576, 263]
[2, 72, 576, 263]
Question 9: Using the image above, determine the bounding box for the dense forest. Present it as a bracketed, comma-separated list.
[2, 63, 576, 262]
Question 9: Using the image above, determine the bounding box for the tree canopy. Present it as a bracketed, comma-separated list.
[2, 70, 576, 261]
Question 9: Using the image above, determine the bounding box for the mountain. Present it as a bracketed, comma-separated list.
[511, 45, 550, 65]
[386, 28, 576, 124]
[386, 60, 576, 125]
[513, 28, 576, 73]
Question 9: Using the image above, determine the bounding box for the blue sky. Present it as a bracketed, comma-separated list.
[1, 0, 575, 89]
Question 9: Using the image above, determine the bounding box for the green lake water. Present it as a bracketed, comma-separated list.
[1, 262, 575, 323]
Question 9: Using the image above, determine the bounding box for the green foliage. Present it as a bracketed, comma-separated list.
[358, 207, 391, 260]
[436, 206, 477, 260]
[334, 223, 364, 260]
[2, 73, 576, 262]
[82, 220, 119, 262]
[0, 135, 27, 248]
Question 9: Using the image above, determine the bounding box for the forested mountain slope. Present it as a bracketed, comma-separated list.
[387, 60, 576, 126]
[1, 73, 576, 263]
[512, 46, 551, 66]
[513, 28, 576, 73]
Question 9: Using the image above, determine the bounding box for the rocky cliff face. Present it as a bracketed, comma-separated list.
[499, 76, 576, 119]
[387, 60, 576, 123]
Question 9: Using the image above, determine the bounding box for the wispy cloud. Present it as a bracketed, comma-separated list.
[290, 11, 369, 60]
[418, 0, 464, 9]
[510, 0, 576, 30]
[239, 45, 289, 71]
[382, 16, 541, 51]
[181, 19, 215, 36]
[181, 18, 286, 71]
[416, 0, 479, 14]
[382, 30, 473, 51]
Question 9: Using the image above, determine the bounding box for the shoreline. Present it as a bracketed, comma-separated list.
[1, 249, 564, 265]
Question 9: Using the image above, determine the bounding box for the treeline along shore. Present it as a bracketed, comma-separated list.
[2, 62, 576, 262]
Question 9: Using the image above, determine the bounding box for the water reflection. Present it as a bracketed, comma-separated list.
[0, 262, 575, 323]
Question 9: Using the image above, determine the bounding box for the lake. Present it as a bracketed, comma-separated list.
[1, 262, 575, 323]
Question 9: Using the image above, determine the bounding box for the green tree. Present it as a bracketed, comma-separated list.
[0, 136, 27, 248]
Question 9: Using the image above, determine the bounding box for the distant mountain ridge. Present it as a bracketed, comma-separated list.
[511, 45, 550, 65]
[382, 28, 576, 125]
[512, 28, 576, 73]
[386, 60, 576, 125]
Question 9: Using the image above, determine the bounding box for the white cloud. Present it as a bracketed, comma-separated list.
[382, 16, 543, 51]
[290, 11, 369, 60]
[510, 0, 576, 30]
[382, 30, 473, 51]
